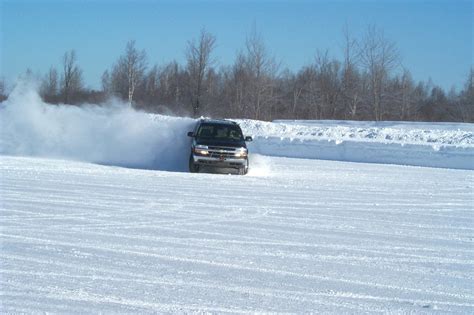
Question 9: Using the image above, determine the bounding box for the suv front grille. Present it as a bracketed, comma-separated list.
[209, 152, 234, 158]
[207, 146, 238, 158]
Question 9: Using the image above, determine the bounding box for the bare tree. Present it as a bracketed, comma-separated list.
[60, 50, 83, 104]
[220, 53, 250, 117]
[142, 65, 160, 108]
[341, 24, 362, 119]
[285, 69, 305, 119]
[398, 69, 416, 120]
[40, 66, 58, 100]
[159, 61, 184, 108]
[125, 41, 147, 104]
[458, 68, 474, 122]
[101, 70, 111, 95]
[299, 65, 319, 119]
[111, 41, 147, 105]
[185, 28, 216, 117]
[359, 25, 400, 121]
[244, 26, 279, 120]
[39, 66, 59, 103]
[313, 51, 342, 119]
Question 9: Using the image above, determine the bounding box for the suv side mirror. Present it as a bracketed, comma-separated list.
[187, 131, 194, 137]
[245, 136, 253, 142]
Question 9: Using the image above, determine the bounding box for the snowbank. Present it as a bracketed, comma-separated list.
[239, 119, 474, 170]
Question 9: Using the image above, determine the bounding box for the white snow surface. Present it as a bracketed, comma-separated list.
[0, 83, 473, 313]
[1, 155, 473, 313]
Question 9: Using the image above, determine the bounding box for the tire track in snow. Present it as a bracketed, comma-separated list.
[2, 255, 473, 313]
[1, 232, 473, 305]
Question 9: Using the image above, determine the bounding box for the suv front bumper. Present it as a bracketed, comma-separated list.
[193, 155, 248, 168]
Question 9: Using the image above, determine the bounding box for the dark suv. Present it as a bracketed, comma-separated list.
[187, 119, 252, 175]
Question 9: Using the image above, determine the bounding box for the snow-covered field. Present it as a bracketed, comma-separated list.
[0, 84, 473, 313]
[1, 155, 473, 313]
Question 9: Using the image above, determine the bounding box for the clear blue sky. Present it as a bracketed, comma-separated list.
[1, 0, 472, 91]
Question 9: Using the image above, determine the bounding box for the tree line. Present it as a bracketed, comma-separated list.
[7, 25, 474, 122]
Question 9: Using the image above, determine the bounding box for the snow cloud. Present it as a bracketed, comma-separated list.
[0, 81, 196, 171]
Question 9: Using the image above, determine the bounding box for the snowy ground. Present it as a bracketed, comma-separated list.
[0, 155, 473, 313]
[1, 84, 473, 313]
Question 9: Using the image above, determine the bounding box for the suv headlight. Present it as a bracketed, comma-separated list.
[235, 148, 248, 158]
[194, 145, 209, 155]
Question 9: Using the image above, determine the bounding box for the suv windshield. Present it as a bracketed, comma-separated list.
[196, 123, 244, 142]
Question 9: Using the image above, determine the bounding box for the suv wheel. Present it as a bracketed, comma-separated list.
[238, 160, 249, 175]
[238, 167, 247, 175]
[189, 155, 199, 173]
